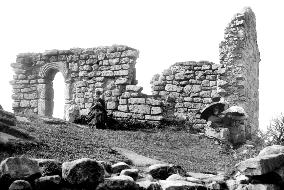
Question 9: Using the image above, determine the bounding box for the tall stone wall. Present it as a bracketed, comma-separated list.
[219, 7, 260, 135]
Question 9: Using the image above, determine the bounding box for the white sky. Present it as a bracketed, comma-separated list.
[0, 0, 283, 131]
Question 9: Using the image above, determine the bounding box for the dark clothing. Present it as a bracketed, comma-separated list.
[87, 98, 107, 129]
[207, 114, 224, 128]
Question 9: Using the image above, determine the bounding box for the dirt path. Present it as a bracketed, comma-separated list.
[112, 147, 167, 167]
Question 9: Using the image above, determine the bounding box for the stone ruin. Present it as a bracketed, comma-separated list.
[10, 7, 260, 136]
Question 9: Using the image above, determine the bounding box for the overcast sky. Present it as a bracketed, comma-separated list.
[0, 0, 283, 131]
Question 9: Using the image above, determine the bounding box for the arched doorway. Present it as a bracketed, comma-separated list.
[37, 62, 71, 118]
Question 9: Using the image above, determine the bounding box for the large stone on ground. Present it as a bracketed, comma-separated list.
[236, 153, 284, 176]
[147, 164, 186, 180]
[159, 180, 206, 190]
[120, 168, 139, 181]
[9, 180, 32, 190]
[109, 175, 134, 181]
[62, 158, 104, 189]
[96, 179, 140, 190]
[236, 184, 280, 190]
[33, 158, 62, 176]
[204, 126, 230, 142]
[111, 162, 131, 174]
[136, 180, 162, 190]
[0, 157, 40, 179]
[258, 145, 284, 157]
[34, 175, 61, 190]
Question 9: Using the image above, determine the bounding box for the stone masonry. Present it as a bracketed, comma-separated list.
[219, 7, 260, 136]
[10, 7, 260, 134]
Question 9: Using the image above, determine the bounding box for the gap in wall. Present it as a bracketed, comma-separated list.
[53, 72, 65, 119]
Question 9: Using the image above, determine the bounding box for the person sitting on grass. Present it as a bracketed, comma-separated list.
[86, 90, 107, 129]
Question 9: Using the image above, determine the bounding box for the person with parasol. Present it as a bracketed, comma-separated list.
[200, 101, 228, 128]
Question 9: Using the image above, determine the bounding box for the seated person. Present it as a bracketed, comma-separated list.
[207, 106, 224, 128]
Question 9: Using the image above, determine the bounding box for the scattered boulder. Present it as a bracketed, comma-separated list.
[159, 180, 206, 190]
[33, 158, 62, 177]
[98, 161, 113, 177]
[236, 153, 284, 176]
[166, 174, 186, 181]
[0, 157, 40, 179]
[111, 162, 131, 174]
[96, 179, 140, 190]
[120, 168, 139, 181]
[136, 180, 162, 190]
[258, 145, 284, 157]
[109, 175, 134, 181]
[8, 180, 32, 190]
[62, 158, 104, 189]
[147, 163, 186, 180]
[34, 175, 61, 190]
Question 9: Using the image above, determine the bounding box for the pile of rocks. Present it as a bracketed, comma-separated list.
[2, 145, 284, 190]
[228, 145, 284, 190]
[0, 156, 223, 190]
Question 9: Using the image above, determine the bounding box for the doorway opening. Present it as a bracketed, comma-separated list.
[53, 72, 65, 119]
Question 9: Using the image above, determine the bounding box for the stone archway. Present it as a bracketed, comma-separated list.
[37, 62, 70, 117]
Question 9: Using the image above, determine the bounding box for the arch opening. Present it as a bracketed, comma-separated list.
[53, 72, 65, 119]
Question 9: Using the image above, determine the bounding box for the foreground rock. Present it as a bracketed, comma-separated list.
[33, 158, 62, 176]
[8, 180, 32, 190]
[236, 153, 284, 176]
[0, 157, 40, 179]
[62, 158, 104, 189]
[159, 180, 206, 190]
[258, 145, 284, 156]
[147, 163, 186, 180]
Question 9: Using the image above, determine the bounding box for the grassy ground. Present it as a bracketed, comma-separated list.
[0, 116, 261, 174]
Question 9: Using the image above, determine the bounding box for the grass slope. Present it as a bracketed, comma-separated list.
[0, 116, 260, 173]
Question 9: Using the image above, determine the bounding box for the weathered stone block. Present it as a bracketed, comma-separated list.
[101, 71, 113, 77]
[236, 153, 284, 176]
[121, 50, 139, 58]
[146, 98, 162, 106]
[119, 99, 127, 105]
[113, 111, 131, 118]
[199, 91, 211, 98]
[114, 70, 129, 76]
[118, 105, 128, 112]
[109, 58, 120, 65]
[20, 100, 30, 107]
[145, 115, 163, 121]
[107, 101, 117, 110]
[24, 93, 37, 100]
[129, 105, 150, 114]
[128, 98, 145, 104]
[126, 85, 143, 92]
[151, 107, 162, 115]
[165, 84, 182, 92]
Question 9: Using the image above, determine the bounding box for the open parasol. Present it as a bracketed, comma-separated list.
[222, 106, 248, 118]
[200, 102, 227, 121]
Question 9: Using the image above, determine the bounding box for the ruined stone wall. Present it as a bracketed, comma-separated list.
[10, 45, 164, 122]
[151, 61, 223, 128]
[10, 7, 260, 131]
[219, 7, 260, 135]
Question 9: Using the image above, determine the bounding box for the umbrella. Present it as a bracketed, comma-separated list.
[200, 102, 227, 121]
[222, 106, 248, 118]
